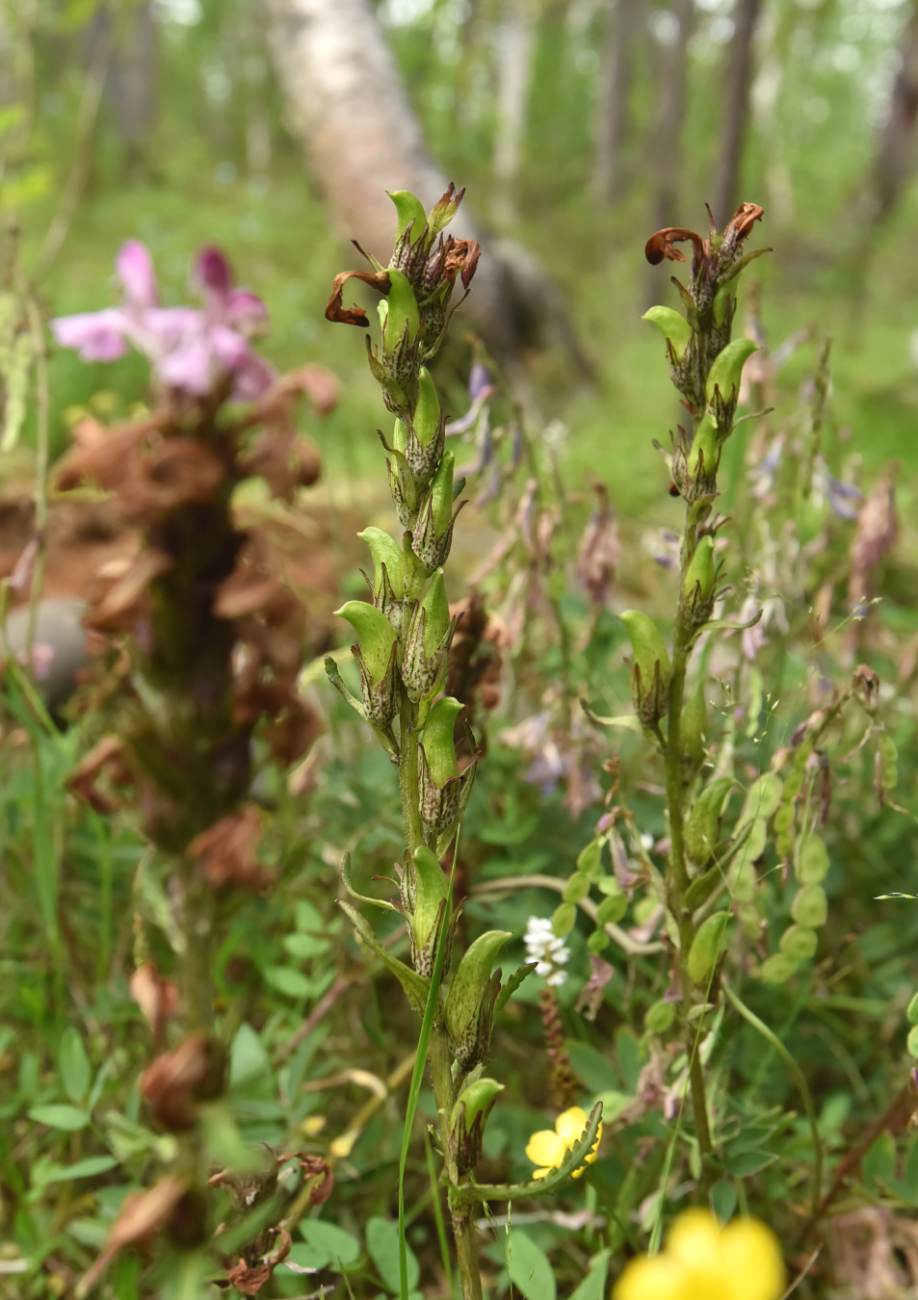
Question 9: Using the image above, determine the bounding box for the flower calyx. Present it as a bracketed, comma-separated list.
[418, 695, 478, 842]
[444, 929, 511, 1071]
[334, 600, 400, 731]
[411, 451, 466, 571]
[402, 845, 455, 978]
[449, 1076, 503, 1176]
[619, 611, 673, 727]
[402, 570, 457, 701]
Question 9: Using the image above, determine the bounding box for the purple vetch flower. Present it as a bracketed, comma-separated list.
[825, 469, 863, 522]
[51, 240, 275, 402]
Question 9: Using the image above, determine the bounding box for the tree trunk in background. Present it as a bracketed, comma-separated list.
[262, 0, 590, 372]
[591, 0, 637, 204]
[711, 0, 761, 227]
[105, 2, 158, 168]
[862, 1, 918, 225]
[492, 0, 536, 225]
[645, 0, 693, 306]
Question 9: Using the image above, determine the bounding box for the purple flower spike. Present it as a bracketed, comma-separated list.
[51, 239, 275, 403]
[468, 362, 495, 403]
[826, 472, 863, 522]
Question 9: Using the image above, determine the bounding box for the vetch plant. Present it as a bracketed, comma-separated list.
[324, 186, 602, 1300]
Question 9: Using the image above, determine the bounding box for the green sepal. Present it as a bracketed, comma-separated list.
[684, 777, 734, 868]
[324, 656, 365, 718]
[358, 527, 405, 601]
[495, 962, 538, 1014]
[713, 284, 735, 327]
[422, 695, 463, 788]
[388, 189, 428, 243]
[334, 600, 398, 683]
[338, 849, 399, 913]
[339, 899, 430, 1016]
[419, 570, 450, 660]
[684, 536, 716, 603]
[620, 610, 673, 689]
[642, 306, 692, 359]
[444, 929, 511, 1045]
[414, 368, 441, 449]
[451, 1102, 603, 1207]
[384, 268, 421, 354]
[705, 338, 758, 404]
[687, 910, 731, 984]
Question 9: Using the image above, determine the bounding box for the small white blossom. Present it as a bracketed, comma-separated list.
[524, 916, 570, 987]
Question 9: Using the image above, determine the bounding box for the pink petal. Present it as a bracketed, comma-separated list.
[226, 289, 268, 335]
[142, 306, 201, 351]
[157, 336, 215, 395]
[230, 349, 276, 402]
[209, 323, 249, 370]
[194, 245, 233, 301]
[50, 309, 128, 362]
[116, 241, 158, 310]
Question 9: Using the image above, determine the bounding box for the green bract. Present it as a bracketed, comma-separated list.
[687, 910, 731, 984]
[705, 337, 758, 404]
[388, 189, 428, 243]
[383, 268, 421, 354]
[358, 527, 405, 601]
[421, 696, 463, 789]
[444, 930, 511, 1045]
[414, 368, 441, 449]
[684, 536, 716, 603]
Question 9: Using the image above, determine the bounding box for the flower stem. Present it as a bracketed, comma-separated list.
[399, 693, 424, 855]
[430, 1025, 483, 1300]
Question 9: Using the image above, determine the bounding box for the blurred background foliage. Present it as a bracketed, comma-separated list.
[4, 0, 918, 1297]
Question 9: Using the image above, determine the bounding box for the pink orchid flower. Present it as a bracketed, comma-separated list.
[51, 240, 275, 402]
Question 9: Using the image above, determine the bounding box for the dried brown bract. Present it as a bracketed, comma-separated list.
[78, 1178, 187, 1295]
[325, 269, 392, 327]
[67, 734, 134, 812]
[129, 962, 180, 1040]
[83, 550, 173, 634]
[225, 1229, 292, 1296]
[141, 1032, 226, 1129]
[576, 482, 620, 606]
[644, 226, 706, 269]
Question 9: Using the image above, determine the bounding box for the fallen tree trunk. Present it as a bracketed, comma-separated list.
[262, 0, 589, 373]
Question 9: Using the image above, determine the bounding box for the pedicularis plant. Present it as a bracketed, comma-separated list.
[324, 186, 602, 1300]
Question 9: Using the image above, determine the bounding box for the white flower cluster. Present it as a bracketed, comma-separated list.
[524, 916, 570, 988]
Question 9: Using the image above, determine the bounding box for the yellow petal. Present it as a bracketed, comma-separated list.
[666, 1208, 722, 1270]
[525, 1130, 564, 1169]
[612, 1254, 687, 1300]
[721, 1218, 786, 1300]
[555, 1106, 588, 1147]
[531, 1166, 551, 1180]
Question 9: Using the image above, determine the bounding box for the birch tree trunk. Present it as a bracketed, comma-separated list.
[492, 0, 536, 225]
[711, 0, 761, 226]
[262, 0, 586, 368]
[105, 2, 158, 166]
[591, 0, 637, 204]
[862, 1, 918, 225]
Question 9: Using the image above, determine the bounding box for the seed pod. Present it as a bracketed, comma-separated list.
[908, 1025, 918, 1058]
[760, 954, 797, 985]
[563, 874, 590, 904]
[587, 929, 610, 955]
[552, 902, 577, 937]
[619, 610, 672, 726]
[642, 306, 692, 360]
[645, 1000, 676, 1034]
[684, 777, 734, 871]
[449, 1077, 503, 1175]
[791, 883, 827, 929]
[597, 892, 627, 925]
[414, 368, 441, 449]
[705, 337, 758, 406]
[682, 677, 708, 774]
[795, 834, 829, 884]
[907, 991, 918, 1025]
[779, 925, 818, 960]
[687, 910, 731, 984]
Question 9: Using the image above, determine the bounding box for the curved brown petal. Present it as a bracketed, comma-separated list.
[325, 269, 392, 327]
[726, 202, 765, 242]
[644, 227, 705, 266]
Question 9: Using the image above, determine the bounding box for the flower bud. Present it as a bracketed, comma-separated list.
[359, 527, 405, 632]
[642, 306, 692, 360]
[402, 570, 453, 701]
[705, 337, 758, 406]
[427, 183, 464, 238]
[620, 610, 672, 726]
[405, 845, 449, 977]
[681, 535, 717, 628]
[403, 367, 445, 486]
[411, 451, 464, 570]
[444, 930, 511, 1069]
[418, 695, 476, 834]
[684, 776, 733, 871]
[334, 600, 400, 730]
[383, 269, 421, 356]
[449, 1077, 503, 1175]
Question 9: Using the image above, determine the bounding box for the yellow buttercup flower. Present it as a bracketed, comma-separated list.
[524, 1106, 602, 1180]
[613, 1208, 785, 1300]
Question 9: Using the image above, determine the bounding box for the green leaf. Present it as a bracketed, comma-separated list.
[567, 1042, 619, 1093]
[28, 1104, 89, 1131]
[863, 1133, 896, 1186]
[41, 1156, 118, 1185]
[905, 1138, 918, 1198]
[759, 954, 797, 984]
[569, 1257, 609, 1300]
[283, 933, 331, 960]
[725, 1148, 779, 1177]
[264, 966, 314, 998]
[201, 1104, 264, 1172]
[580, 703, 644, 733]
[367, 1216, 420, 1294]
[295, 1220, 361, 1270]
[58, 1027, 91, 1104]
[508, 1231, 556, 1300]
[229, 1023, 271, 1089]
[687, 911, 731, 984]
[339, 900, 431, 1016]
[709, 1179, 737, 1223]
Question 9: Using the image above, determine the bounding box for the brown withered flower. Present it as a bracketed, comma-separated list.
[188, 805, 274, 892]
[79, 1177, 187, 1295]
[141, 1032, 226, 1130]
[129, 962, 180, 1042]
[67, 733, 135, 813]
